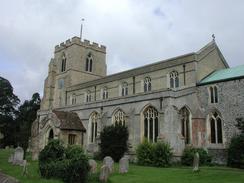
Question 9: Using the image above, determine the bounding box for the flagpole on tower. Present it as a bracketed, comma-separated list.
[80, 18, 85, 40]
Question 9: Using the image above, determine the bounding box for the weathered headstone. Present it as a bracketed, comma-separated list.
[99, 165, 110, 183]
[88, 159, 97, 173]
[103, 156, 114, 173]
[8, 154, 14, 163]
[13, 147, 24, 165]
[193, 152, 200, 172]
[119, 157, 129, 174]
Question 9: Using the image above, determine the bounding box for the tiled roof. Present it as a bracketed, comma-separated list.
[199, 65, 244, 85]
[53, 110, 86, 132]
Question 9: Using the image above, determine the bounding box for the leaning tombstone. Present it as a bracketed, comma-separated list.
[99, 165, 110, 183]
[193, 152, 200, 172]
[88, 159, 97, 173]
[13, 147, 24, 165]
[103, 156, 114, 173]
[119, 157, 129, 174]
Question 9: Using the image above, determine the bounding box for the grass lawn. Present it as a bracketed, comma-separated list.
[0, 149, 244, 183]
[110, 164, 244, 183]
[0, 149, 62, 183]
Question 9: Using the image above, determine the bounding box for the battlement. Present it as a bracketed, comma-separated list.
[54, 36, 106, 53]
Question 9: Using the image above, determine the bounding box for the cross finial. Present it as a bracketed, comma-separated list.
[212, 34, 215, 41]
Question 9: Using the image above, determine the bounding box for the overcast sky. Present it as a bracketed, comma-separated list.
[0, 0, 244, 103]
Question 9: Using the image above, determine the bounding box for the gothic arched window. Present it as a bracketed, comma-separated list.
[113, 109, 126, 126]
[144, 77, 151, 92]
[144, 106, 159, 142]
[86, 53, 93, 72]
[180, 107, 191, 144]
[86, 90, 92, 102]
[121, 82, 128, 96]
[209, 86, 218, 103]
[169, 71, 179, 88]
[102, 87, 108, 99]
[71, 94, 76, 105]
[90, 112, 98, 143]
[210, 112, 223, 144]
[61, 54, 66, 72]
[48, 129, 54, 141]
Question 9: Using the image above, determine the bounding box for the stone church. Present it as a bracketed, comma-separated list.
[31, 36, 244, 163]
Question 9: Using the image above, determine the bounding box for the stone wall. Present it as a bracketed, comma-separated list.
[197, 78, 244, 163]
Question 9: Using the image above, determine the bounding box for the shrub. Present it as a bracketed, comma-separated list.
[39, 139, 65, 164]
[39, 140, 90, 183]
[65, 145, 84, 159]
[228, 134, 244, 168]
[136, 140, 153, 166]
[181, 147, 212, 166]
[100, 124, 129, 162]
[136, 140, 173, 167]
[152, 142, 173, 167]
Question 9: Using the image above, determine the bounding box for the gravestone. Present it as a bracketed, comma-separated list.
[99, 165, 110, 182]
[8, 154, 14, 163]
[193, 152, 200, 172]
[119, 157, 129, 174]
[103, 156, 114, 173]
[88, 159, 97, 173]
[13, 147, 24, 165]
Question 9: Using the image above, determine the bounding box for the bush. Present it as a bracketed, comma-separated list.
[152, 142, 173, 167]
[136, 140, 173, 167]
[136, 140, 153, 166]
[39, 139, 65, 164]
[181, 147, 212, 166]
[100, 124, 129, 162]
[228, 134, 244, 168]
[39, 141, 90, 183]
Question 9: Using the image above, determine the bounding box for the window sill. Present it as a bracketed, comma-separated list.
[207, 143, 225, 149]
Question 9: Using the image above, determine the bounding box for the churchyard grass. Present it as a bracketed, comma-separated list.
[1, 149, 244, 183]
[109, 164, 244, 183]
[0, 149, 61, 183]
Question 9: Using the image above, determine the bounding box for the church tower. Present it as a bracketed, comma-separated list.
[41, 37, 107, 110]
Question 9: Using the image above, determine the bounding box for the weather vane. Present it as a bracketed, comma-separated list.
[212, 34, 215, 41]
[80, 18, 85, 40]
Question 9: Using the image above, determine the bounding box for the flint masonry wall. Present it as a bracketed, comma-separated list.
[197, 78, 244, 163]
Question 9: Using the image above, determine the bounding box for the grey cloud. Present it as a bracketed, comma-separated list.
[0, 0, 244, 102]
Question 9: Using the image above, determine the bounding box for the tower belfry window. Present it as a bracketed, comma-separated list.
[86, 53, 93, 72]
[61, 55, 66, 72]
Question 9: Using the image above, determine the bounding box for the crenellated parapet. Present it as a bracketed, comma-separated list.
[54, 36, 106, 53]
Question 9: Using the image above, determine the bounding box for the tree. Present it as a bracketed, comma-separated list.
[227, 118, 244, 168]
[16, 93, 41, 151]
[0, 76, 20, 147]
[99, 124, 129, 162]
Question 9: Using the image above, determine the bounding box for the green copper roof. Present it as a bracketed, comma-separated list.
[199, 65, 244, 85]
